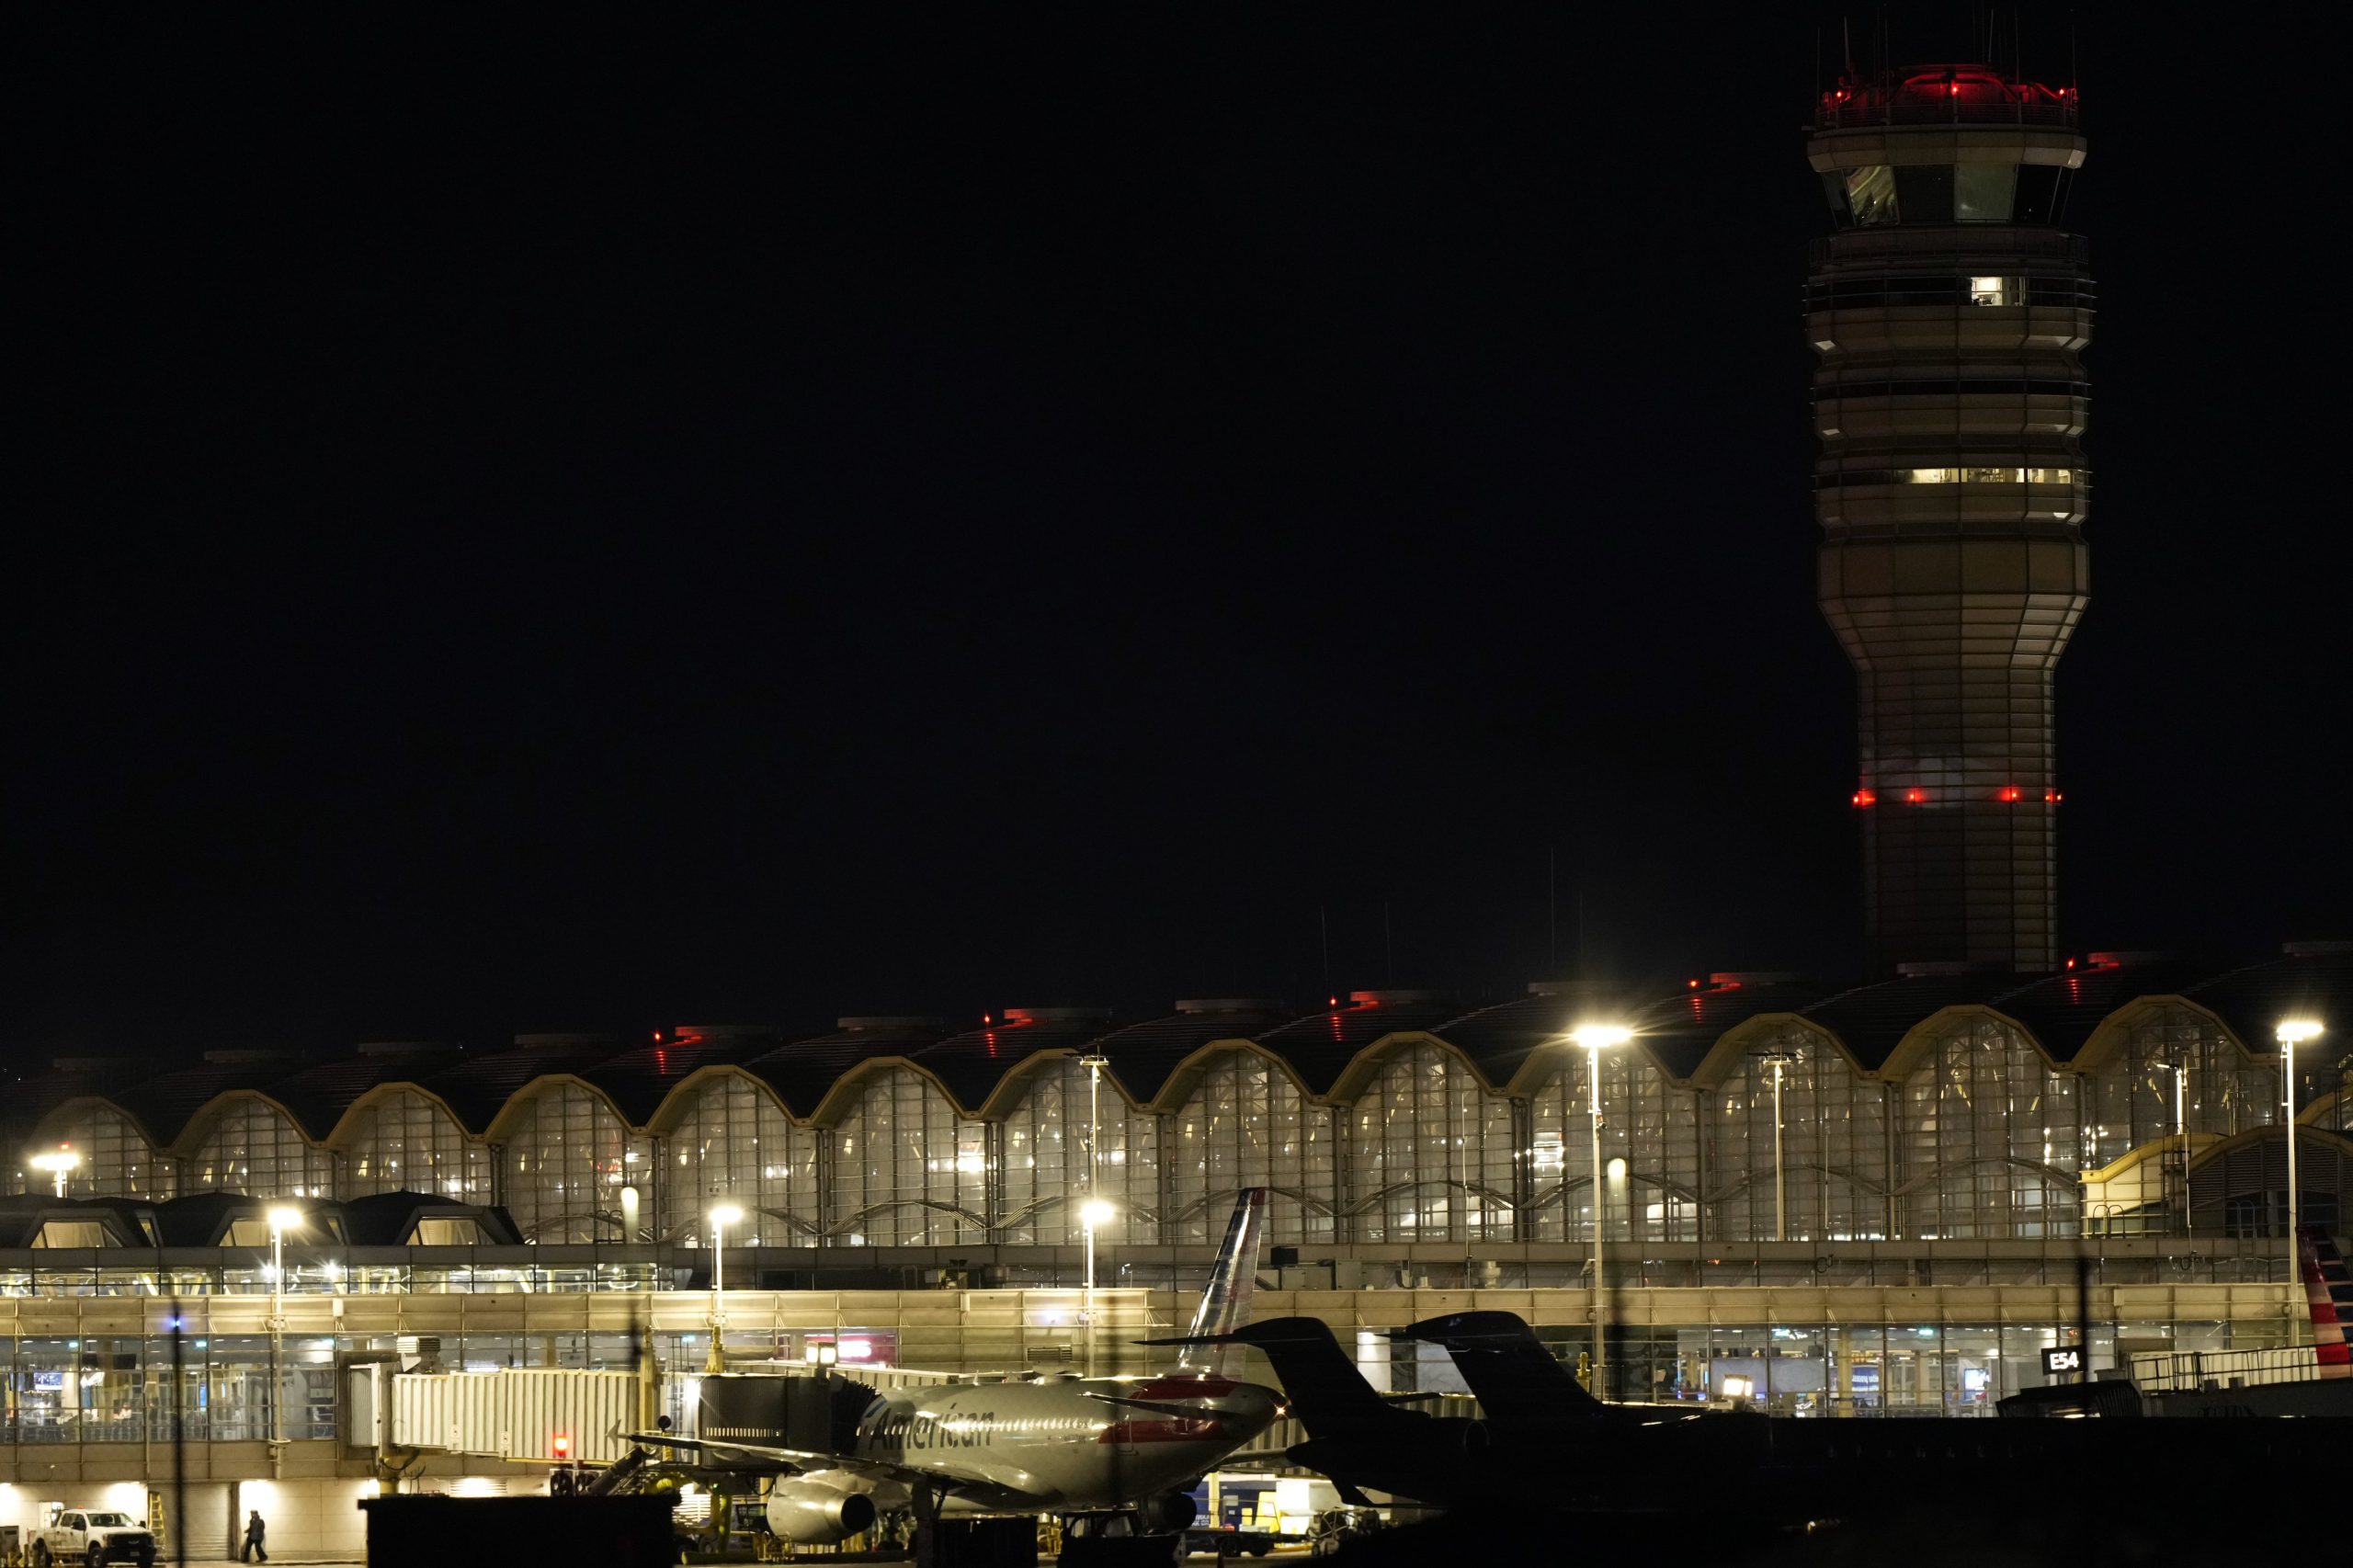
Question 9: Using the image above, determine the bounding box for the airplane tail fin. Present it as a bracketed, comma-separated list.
[1177, 1187, 1268, 1377]
[1399, 1310, 1606, 1425]
[2298, 1227, 2352, 1379]
[1146, 1317, 1390, 1439]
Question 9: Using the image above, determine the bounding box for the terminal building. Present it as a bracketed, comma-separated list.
[1, 56, 2344, 1561]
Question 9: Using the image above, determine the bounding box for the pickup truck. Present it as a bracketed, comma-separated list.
[30, 1510, 157, 1568]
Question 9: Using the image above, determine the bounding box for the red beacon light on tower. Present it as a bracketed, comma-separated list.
[1998, 786, 2022, 802]
[1903, 788, 1926, 804]
[1851, 788, 1878, 807]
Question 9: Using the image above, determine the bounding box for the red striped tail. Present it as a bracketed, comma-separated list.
[2296, 1228, 2351, 1378]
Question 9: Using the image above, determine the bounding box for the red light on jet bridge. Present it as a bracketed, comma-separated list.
[552, 1432, 571, 1460]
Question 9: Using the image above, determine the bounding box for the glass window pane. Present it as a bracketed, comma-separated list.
[1954, 162, 2019, 222]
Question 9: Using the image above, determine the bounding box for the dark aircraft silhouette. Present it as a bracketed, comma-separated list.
[1167, 1310, 2353, 1557]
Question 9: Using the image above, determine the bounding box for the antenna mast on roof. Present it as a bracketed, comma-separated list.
[1549, 845, 1560, 975]
[1318, 905, 1332, 1003]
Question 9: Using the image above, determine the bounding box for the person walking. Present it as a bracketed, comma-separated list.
[242, 1508, 268, 1562]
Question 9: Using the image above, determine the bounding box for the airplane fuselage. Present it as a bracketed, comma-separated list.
[841, 1371, 1279, 1516]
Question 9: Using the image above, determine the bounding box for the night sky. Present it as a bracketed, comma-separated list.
[15, 6, 2346, 1057]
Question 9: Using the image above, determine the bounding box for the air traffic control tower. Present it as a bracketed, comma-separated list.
[1807, 64, 2090, 973]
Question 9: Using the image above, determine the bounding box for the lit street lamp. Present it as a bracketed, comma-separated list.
[1078, 1052, 1110, 1376]
[1759, 1052, 1793, 1242]
[2277, 1019, 2325, 1340]
[1081, 1197, 1116, 1377]
[1568, 1024, 1632, 1401]
[708, 1203, 744, 1374]
[29, 1147, 81, 1199]
[2152, 1060, 2188, 1234]
[267, 1205, 302, 1449]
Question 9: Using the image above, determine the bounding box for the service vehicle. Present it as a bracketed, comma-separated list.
[30, 1510, 157, 1568]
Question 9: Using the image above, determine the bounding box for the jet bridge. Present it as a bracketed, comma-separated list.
[383, 1363, 962, 1464]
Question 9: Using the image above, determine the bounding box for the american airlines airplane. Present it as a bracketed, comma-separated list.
[630, 1188, 1279, 1565]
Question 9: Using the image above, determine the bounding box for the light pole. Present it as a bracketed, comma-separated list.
[1080, 1198, 1115, 1377]
[2153, 1060, 2188, 1234]
[29, 1147, 81, 1199]
[2277, 1019, 2325, 1342]
[1568, 1024, 1631, 1402]
[1759, 1052, 1792, 1242]
[1077, 1052, 1111, 1376]
[707, 1203, 743, 1374]
[267, 1206, 302, 1454]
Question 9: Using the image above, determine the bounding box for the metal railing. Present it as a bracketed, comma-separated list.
[1818, 98, 2078, 131]
[1810, 230, 2091, 270]
[2129, 1346, 2321, 1395]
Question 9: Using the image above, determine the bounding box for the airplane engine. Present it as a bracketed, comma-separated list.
[766, 1478, 878, 1544]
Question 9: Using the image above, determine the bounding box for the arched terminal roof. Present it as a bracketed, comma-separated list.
[2185, 945, 2353, 1064]
[915, 1007, 1119, 1108]
[4, 943, 2345, 1156]
[419, 1034, 627, 1132]
[1428, 983, 1647, 1087]
[112, 1054, 310, 1147]
[1633, 975, 1827, 1082]
[1075, 1000, 1296, 1102]
[740, 1017, 949, 1116]
[1258, 991, 1463, 1095]
[1989, 954, 2207, 1060]
[1801, 970, 2029, 1068]
[256, 1045, 461, 1141]
[577, 1027, 781, 1124]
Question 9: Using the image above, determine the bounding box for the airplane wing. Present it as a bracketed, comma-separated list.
[621, 1431, 1060, 1504]
[620, 1431, 939, 1490]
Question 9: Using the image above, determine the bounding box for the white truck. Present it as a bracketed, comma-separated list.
[30, 1510, 157, 1568]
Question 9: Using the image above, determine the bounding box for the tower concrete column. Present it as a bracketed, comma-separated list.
[1807, 64, 2091, 973]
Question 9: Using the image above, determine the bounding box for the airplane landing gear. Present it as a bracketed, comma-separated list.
[910, 1484, 1033, 1568]
[1057, 1509, 1186, 1567]
[916, 1517, 1037, 1568]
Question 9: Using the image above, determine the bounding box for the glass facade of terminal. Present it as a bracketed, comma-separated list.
[10, 1005, 2343, 1255]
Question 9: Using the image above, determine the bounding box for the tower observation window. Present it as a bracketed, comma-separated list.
[1968, 276, 2020, 306]
[1830, 164, 2053, 226]
[1843, 165, 1900, 225]
[1892, 165, 1954, 222]
[1954, 163, 2020, 222]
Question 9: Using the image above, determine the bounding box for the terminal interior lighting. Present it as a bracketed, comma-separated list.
[29, 1147, 81, 1198]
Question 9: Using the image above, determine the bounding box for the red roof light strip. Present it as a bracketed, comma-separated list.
[1851, 787, 2062, 806]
